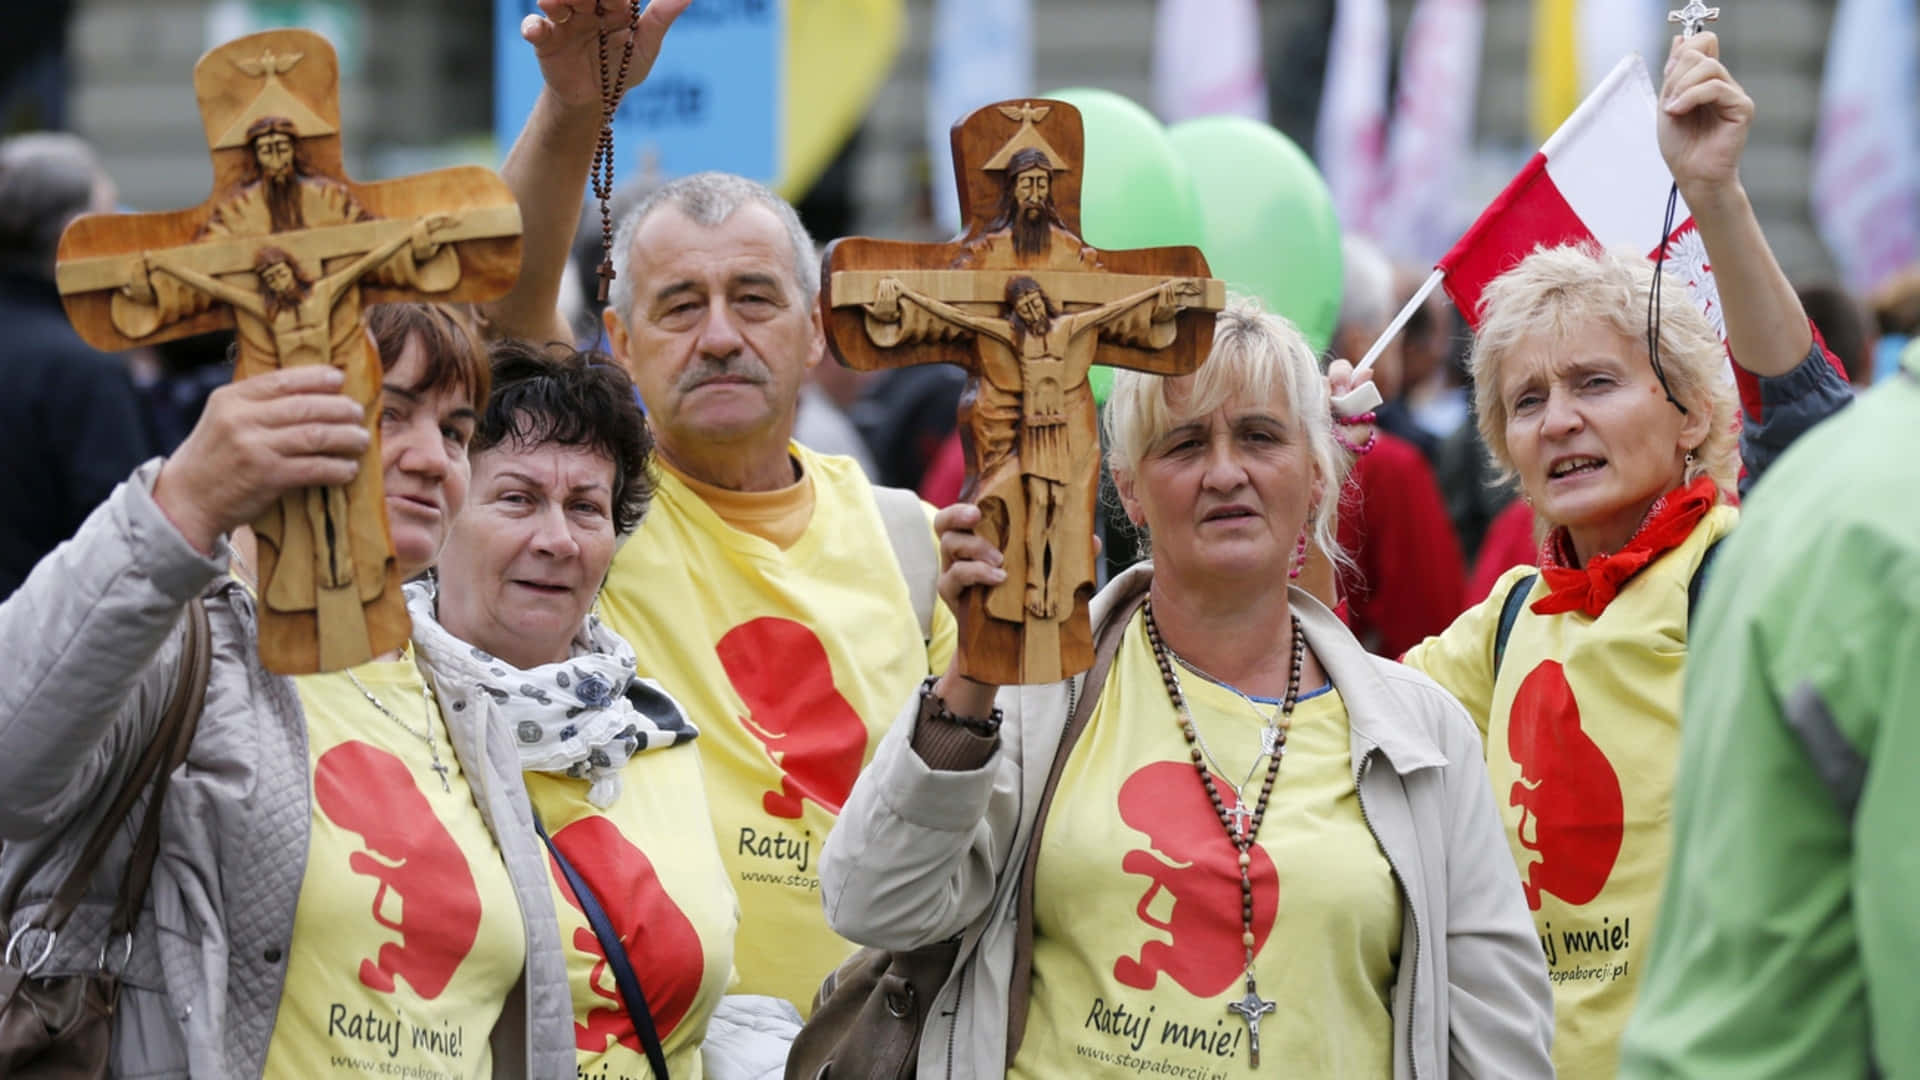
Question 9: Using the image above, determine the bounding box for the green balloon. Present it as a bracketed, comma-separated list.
[1043, 87, 1205, 252]
[1044, 88, 1203, 406]
[1168, 116, 1344, 354]
[1086, 363, 1114, 407]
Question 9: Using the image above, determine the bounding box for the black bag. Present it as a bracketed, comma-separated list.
[0, 603, 210, 1079]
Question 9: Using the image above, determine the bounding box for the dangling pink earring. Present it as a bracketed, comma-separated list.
[1289, 531, 1309, 580]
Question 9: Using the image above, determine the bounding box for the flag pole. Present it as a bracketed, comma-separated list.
[1334, 265, 1446, 417]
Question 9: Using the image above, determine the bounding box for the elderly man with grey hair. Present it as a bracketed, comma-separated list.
[0, 133, 152, 599]
[488, 34, 956, 1014]
[593, 170, 956, 1013]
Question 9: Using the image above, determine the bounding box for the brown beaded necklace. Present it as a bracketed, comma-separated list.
[1140, 598, 1305, 1068]
[591, 1, 643, 303]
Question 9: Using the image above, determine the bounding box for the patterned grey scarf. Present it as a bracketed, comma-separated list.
[405, 581, 696, 807]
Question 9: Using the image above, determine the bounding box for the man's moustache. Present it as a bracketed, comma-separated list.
[679, 360, 771, 392]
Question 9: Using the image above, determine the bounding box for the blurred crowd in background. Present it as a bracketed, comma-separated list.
[4, 0, 1916, 629]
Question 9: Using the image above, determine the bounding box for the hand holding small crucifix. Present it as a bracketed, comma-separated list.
[1658, 10, 1749, 201]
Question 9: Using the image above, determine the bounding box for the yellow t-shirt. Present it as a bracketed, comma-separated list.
[596, 444, 957, 1012]
[1010, 612, 1401, 1079]
[526, 744, 738, 1080]
[267, 659, 527, 1080]
[1401, 505, 1736, 1080]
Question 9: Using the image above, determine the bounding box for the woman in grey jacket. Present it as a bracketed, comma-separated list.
[0, 305, 572, 1078]
[818, 300, 1554, 1079]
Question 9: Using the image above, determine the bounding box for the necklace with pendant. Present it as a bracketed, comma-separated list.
[1142, 599, 1304, 1069]
[1166, 646, 1289, 771]
[345, 668, 451, 793]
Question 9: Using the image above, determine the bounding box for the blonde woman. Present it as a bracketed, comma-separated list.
[814, 299, 1553, 1079]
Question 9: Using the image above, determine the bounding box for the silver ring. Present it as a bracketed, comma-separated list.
[97, 932, 133, 975]
[5, 924, 57, 976]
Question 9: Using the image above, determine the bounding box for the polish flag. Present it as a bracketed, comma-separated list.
[1436, 54, 1723, 339]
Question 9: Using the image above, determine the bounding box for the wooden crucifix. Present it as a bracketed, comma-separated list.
[54, 29, 524, 675]
[822, 100, 1225, 685]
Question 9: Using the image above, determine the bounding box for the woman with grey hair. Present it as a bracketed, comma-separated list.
[810, 297, 1554, 1079]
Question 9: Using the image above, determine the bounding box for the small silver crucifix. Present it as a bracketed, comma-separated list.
[1668, 0, 1721, 36]
[1228, 987, 1277, 1066]
[1226, 802, 1255, 841]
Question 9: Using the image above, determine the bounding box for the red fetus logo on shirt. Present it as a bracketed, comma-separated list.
[313, 740, 482, 1000]
[717, 617, 869, 819]
[1113, 761, 1279, 997]
[1507, 660, 1625, 911]
[549, 815, 704, 1052]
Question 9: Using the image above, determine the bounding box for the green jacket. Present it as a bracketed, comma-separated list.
[1619, 344, 1920, 1078]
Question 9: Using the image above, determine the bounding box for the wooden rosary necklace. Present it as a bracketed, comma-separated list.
[591, 0, 642, 302]
[1141, 599, 1305, 1067]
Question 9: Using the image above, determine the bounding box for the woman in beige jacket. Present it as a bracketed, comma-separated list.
[818, 300, 1553, 1079]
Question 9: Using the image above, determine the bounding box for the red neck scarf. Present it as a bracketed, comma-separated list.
[1533, 475, 1723, 618]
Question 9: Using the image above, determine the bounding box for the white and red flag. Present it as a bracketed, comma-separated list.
[1349, 54, 1736, 418]
[1435, 54, 1721, 336]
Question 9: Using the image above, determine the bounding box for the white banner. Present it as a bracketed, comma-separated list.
[1315, 0, 1390, 235]
[926, 0, 1032, 234]
[1811, 0, 1920, 294]
[1577, 0, 1663, 93]
[1152, 0, 1268, 124]
[1374, 0, 1486, 263]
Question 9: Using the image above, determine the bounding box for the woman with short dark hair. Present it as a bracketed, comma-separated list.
[0, 303, 576, 1077]
[410, 340, 792, 1079]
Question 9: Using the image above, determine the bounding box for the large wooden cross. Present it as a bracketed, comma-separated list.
[54, 29, 523, 674]
[822, 100, 1225, 685]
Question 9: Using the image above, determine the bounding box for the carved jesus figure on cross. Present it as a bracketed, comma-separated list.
[53, 29, 523, 673]
[119, 221, 453, 620]
[822, 99, 1225, 684]
[862, 273, 1205, 619]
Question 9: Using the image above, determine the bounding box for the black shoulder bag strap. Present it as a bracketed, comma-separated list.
[1686, 538, 1724, 624]
[1492, 572, 1538, 681]
[536, 820, 670, 1080]
[1495, 538, 1724, 680]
